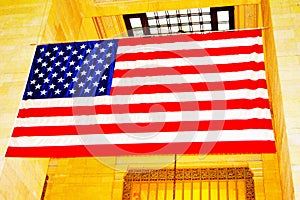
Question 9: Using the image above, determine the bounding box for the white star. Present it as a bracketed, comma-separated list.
[66, 72, 72, 77]
[55, 61, 61, 67]
[75, 66, 81, 71]
[37, 58, 43, 63]
[72, 50, 78, 55]
[49, 84, 55, 89]
[34, 69, 39, 74]
[104, 64, 109, 69]
[47, 66, 53, 72]
[93, 82, 99, 87]
[45, 52, 51, 57]
[97, 58, 104, 64]
[80, 44, 86, 49]
[89, 64, 95, 70]
[52, 72, 58, 78]
[54, 89, 61, 95]
[30, 80, 36, 84]
[57, 77, 64, 83]
[72, 77, 79, 82]
[50, 56, 55, 61]
[91, 54, 97, 59]
[101, 75, 107, 80]
[94, 43, 100, 48]
[95, 70, 101, 75]
[42, 62, 47, 67]
[66, 45, 72, 50]
[78, 82, 84, 87]
[40, 90, 47, 95]
[44, 78, 50, 83]
[64, 56, 69, 61]
[77, 55, 84, 60]
[106, 53, 111, 58]
[40, 48, 44, 53]
[108, 42, 114, 47]
[35, 84, 41, 89]
[87, 76, 93, 81]
[53, 46, 59, 51]
[86, 49, 91, 53]
[64, 83, 70, 88]
[27, 91, 33, 96]
[38, 73, 44, 78]
[84, 87, 91, 93]
[83, 60, 89, 65]
[100, 48, 105, 53]
[69, 88, 76, 94]
[99, 86, 105, 92]
[69, 60, 75, 66]
[61, 66, 66, 71]
[58, 50, 64, 56]
[81, 71, 87, 76]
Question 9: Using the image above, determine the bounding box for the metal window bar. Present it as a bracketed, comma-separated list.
[154, 12, 161, 34]
[167, 11, 173, 33]
[176, 10, 183, 33]
[187, 9, 193, 32]
[198, 8, 205, 32]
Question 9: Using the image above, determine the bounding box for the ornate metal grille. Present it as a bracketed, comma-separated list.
[123, 167, 255, 200]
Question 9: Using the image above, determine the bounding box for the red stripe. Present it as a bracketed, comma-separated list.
[116, 45, 263, 61]
[118, 29, 262, 46]
[110, 80, 267, 95]
[5, 141, 276, 157]
[17, 98, 270, 118]
[12, 119, 273, 137]
[113, 62, 266, 78]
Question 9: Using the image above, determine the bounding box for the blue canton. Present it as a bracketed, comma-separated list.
[23, 39, 118, 100]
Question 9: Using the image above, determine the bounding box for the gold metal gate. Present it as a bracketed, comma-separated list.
[122, 167, 255, 200]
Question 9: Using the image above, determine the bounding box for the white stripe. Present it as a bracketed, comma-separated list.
[9, 129, 274, 147]
[15, 108, 271, 127]
[20, 89, 269, 109]
[114, 53, 264, 70]
[117, 37, 263, 54]
[112, 70, 266, 87]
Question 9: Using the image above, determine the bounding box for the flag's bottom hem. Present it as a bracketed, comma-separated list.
[5, 141, 276, 158]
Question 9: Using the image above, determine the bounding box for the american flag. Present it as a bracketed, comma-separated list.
[6, 29, 276, 157]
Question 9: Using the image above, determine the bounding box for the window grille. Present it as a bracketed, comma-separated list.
[123, 6, 234, 37]
[122, 167, 255, 200]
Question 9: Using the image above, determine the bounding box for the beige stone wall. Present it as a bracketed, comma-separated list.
[269, 0, 300, 199]
[0, 1, 50, 199]
[43, 154, 282, 199]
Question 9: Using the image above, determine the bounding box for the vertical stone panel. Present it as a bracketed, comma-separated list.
[0, 1, 51, 199]
[269, 0, 300, 199]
